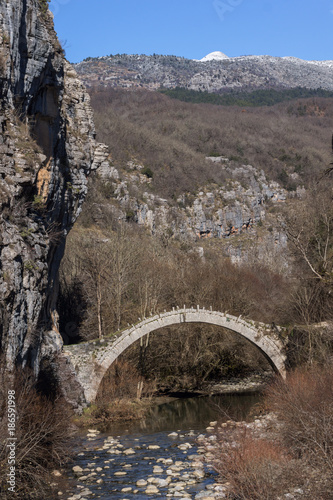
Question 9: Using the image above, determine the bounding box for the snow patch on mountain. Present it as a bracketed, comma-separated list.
[199, 51, 229, 62]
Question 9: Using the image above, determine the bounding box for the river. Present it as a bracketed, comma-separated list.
[64, 392, 262, 500]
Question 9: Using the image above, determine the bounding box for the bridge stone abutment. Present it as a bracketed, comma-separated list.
[65, 308, 286, 404]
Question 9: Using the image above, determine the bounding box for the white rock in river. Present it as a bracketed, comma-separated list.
[148, 444, 160, 450]
[136, 479, 148, 487]
[123, 448, 135, 455]
[153, 465, 164, 473]
[168, 432, 178, 437]
[145, 484, 159, 494]
[156, 478, 170, 487]
[72, 465, 83, 474]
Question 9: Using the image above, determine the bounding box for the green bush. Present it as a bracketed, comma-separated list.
[142, 166, 154, 178]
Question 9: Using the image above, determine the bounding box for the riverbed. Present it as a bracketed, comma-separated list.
[63, 392, 262, 500]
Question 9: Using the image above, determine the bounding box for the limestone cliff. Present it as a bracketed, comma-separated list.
[0, 0, 103, 387]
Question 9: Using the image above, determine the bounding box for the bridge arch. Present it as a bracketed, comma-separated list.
[65, 308, 286, 404]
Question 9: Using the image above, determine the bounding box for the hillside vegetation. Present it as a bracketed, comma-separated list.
[90, 88, 333, 198]
[159, 86, 333, 107]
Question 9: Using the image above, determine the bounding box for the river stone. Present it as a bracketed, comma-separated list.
[148, 444, 160, 450]
[168, 432, 178, 437]
[107, 448, 122, 454]
[114, 471, 127, 476]
[145, 485, 159, 494]
[164, 458, 173, 465]
[153, 465, 164, 473]
[136, 479, 148, 487]
[156, 478, 170, 487]
[195, 494, 214, 500]
[173, 484, 185, 491]
[72, 466, 83, 474]
[170, 465, 183, 472]
[80, 489, 93, 496]
[123, 448, 135, 455]
[121, 487, 132, 493]
[194, 469, 205, 479]
[178, 443, 192, 450]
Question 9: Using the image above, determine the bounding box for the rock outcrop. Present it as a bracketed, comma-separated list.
[91, 158, 289, 269]
[0, 0, 104, 395]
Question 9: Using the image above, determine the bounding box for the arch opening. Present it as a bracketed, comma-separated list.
[67, 309, 286, 404]
[95, 322, 276, 402]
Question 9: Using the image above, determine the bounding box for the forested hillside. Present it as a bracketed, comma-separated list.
[59, 89, 333, 392]
[90, 88, 333, 197]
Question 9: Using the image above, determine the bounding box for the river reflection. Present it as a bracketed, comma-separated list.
[103, 391, 263, 436]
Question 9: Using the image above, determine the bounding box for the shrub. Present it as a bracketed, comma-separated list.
[0, 368, 74, 499]
[141, 166, 154, 178]
[265, 365, 333, 473]
[211, 425, 302, 500]
[39, 0, 50, 15]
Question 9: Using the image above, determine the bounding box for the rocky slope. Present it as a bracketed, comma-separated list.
[89, 156, 291, 270]
[75, 53, 333, 93]
[0, 0, 105, 398]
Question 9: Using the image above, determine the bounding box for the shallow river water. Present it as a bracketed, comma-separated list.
[65, 392, 261, 500]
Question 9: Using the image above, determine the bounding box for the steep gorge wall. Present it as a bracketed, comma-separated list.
[0, 0, 103, 398]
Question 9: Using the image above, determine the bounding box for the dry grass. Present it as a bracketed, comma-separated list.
[75, 360, 155, 427]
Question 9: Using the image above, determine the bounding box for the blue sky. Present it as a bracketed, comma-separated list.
[50, 0, 333, 63]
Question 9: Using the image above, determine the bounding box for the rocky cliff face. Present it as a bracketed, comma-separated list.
[0, 0, 103, 390]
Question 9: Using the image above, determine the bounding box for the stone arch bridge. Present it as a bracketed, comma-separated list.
[65, 307, 286, 404]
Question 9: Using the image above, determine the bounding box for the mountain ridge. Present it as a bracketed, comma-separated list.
[75, 52, 333, 93]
